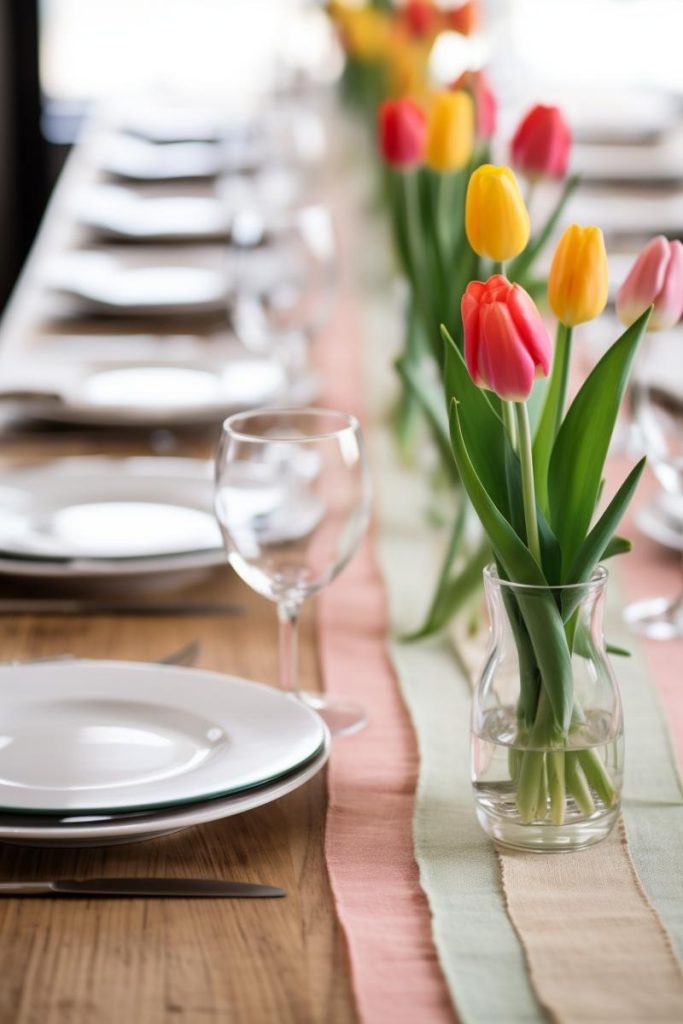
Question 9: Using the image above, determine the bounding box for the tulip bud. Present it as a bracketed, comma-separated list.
[465, 164, 530, 262]
[452, 69, 497, 139]
[548, 224, 609, 326]
[378, 98, 427, 169]
[616, 235, 683, 332]
[425, 90, 474, 173]
[443, 2, 479, 36]
[510, 104, 571, 181]
[402, 0, 439, 39]
[462, 275, 552, 401]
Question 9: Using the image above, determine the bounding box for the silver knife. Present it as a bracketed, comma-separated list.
[0, 600, 244, 617]
[0, 878, 285, 898]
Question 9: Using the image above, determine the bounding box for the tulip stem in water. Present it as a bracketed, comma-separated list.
[514, 401, 542, 566]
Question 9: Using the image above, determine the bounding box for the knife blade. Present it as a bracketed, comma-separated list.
[0, 600, 244, 617]
[0, 878, 285, 898]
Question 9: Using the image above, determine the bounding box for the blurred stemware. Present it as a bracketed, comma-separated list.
[215, 408, 371, 735]
[226, 202, 338, 392]
[624, 330, 683, 639]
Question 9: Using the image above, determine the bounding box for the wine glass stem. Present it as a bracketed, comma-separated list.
[277, 600, 301, 697]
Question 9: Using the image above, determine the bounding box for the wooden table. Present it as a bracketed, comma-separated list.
[0, 108, 356, 1024]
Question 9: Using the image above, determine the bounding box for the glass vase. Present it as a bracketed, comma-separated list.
[471, 565, 623, 852]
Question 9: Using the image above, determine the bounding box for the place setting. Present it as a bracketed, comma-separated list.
[0, 402, 370, 848]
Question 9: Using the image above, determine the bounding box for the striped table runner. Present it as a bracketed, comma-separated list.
[317, 123, 683, 1022]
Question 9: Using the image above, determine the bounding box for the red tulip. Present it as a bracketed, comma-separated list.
[453, 69, 497, 139]
[462, 275, 551, 401]
[510, 104, 571, 181]
[616, 235, 683, 331]
[401, 0, 439, 39]
[378, 98, 426, 168]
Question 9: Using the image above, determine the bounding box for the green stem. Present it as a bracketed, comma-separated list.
[533, 323, 573, 516]
[402, 171, 436, 358]
[565, 753, 596, 816]
[513, 401, 541, 566]
[502, 402, 517, 451]
[493, 260, 505, 276]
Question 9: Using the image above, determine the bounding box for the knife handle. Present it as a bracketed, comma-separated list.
[0, 882, 54, 895]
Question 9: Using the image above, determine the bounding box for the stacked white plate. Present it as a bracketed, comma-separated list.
[0, 660, 330, 847]
[0, 456, 223, 585]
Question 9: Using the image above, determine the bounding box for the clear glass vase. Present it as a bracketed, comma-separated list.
[471, 565, 623, 852]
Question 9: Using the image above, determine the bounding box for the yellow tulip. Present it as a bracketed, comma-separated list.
[548, 224, 609, 326]
[340, 8, 390, 62]
[465, 165, 530, 262]
[386, 33, 429, 104]
[425, 91, 474, 173]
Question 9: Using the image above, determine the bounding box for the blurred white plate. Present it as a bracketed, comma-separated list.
[0, 456, 225, 580]
[571, 191, 683, 239]
[100, 134, 224, 180]
[0, 357, 290, 426]
[0, 455, 322, 580]
[0, 661, 326, 814]
[47, 252, 227, 316]
[75, 185, 230, 241]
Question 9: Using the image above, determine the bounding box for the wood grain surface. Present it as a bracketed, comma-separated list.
[0, 564, 355, 1024]
[0, 101, 358, 1023]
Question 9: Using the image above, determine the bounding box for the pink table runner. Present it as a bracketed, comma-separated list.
[314, 251, 455, 1022]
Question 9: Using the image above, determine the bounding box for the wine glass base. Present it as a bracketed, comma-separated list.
[296, 691, 367, 736]
[624, 594, 683, 640]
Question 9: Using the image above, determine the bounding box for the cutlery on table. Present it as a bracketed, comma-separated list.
[0, 879, 285, 898]
[0, 600, 243, 617]
[0, 640, 201, 668]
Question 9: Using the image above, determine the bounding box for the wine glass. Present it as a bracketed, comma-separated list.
[624, 330, 683, 639]
[215, 408, 372, 735]
[227, 202, 338, 358]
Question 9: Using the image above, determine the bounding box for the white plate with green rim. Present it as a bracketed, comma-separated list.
[0, 730, 330, 847]
[0, 660, 326, 815]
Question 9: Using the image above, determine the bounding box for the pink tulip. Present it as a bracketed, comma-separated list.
[510, 104, 571, 181]
[452, 69, 497, 139]
[462, 275, 552, 401]
[616, 235, 683, 332]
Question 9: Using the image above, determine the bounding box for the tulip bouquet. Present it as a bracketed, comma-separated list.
[378, 99, 578, 636]
[329, 1, 480, 118]
[440, 215, 656, 823]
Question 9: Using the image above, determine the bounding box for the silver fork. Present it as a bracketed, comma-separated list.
[1, 640, 202, 669]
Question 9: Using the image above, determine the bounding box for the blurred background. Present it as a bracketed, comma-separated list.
[2, 0, 681, 304]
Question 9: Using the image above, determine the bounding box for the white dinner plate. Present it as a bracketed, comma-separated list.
[0, 730, 330, 847]
[0, 456, 221, 565]
[75, 185, 230, 242]
[46, 251, 227, 316]
[0, 357, 290, 427]
[100, 135, 225, 181]
[0, 661, 326, 814]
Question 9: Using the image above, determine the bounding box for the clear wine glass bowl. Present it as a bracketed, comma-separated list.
[625, 331, 683, 639]
[215, 407, 371, 734]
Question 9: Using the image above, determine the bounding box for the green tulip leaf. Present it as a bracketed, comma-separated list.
[449, 399, 573, 734]
[602, 535, 632, 559]
[442, 326, 508, 514]
[548, 308, 651, 576]
[567, 459, 645, 585]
